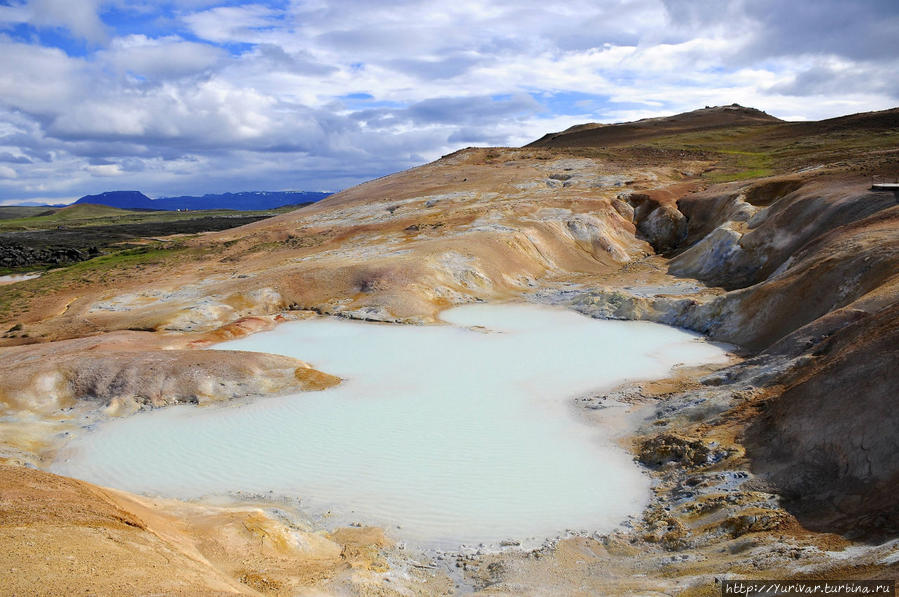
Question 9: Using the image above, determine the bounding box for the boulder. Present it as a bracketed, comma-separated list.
[637, 434, 713, 468]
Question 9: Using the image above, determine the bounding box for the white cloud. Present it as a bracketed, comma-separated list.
[0, 4, 30, 26]
[182, 4, 282, 44]
[0, 39, 88, 114]
[0, 0, 895, 204]
[85, 163, 123, 176]
[27, 0, 108, 43]
[98, 35, 225, 79]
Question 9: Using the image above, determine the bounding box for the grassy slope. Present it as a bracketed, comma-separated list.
[528, 107, 899, 183]
[644, 123, 899, 182]
[0, 243, 205, 324]
[0, 203, 304, 232]
[0, 206, 58, 220]
[0, 203, 313, 277]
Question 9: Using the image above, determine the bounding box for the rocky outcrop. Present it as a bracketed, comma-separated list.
[0, 341, 339, 416]
[0, 241, 98, 269]
[637, 434, 720, 468]
[638, 204, 687, 253]
[721, 508, 789, 538]
[669, 224, 744, 283]
[672, 177, 895, 290]
[620, 191, 688, 253]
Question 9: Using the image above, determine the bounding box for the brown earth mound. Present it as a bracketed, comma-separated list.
[527, 104, 782, 148]
[0, 463, 395, 596]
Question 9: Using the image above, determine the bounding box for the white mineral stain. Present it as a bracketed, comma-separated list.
[0, 273, 40, 285]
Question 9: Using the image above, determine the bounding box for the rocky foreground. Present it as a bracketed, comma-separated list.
[1, 105, 897, 594]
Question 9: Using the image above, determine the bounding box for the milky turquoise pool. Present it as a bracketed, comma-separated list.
[52, 303, 729, 546]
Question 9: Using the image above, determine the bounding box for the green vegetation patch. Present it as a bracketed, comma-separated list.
[702, 150, 775, 182]
[0, 206, 57, 220]
[0, 204, 306, 273]
[0, 203, 299, 232]
[641, 124, 899, 181]
[0, 242, 205, 322]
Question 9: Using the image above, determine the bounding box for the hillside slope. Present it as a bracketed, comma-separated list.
[528, 104, 782, 148]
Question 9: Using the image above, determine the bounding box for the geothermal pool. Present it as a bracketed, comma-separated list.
[53, 303, 729, 546]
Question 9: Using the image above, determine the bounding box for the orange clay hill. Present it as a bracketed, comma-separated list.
[1, 104, 897, 595]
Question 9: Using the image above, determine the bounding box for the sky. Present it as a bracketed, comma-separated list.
[0, 0, 896, 205]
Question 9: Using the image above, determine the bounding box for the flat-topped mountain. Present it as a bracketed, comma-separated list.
[75, 190, 155, 209]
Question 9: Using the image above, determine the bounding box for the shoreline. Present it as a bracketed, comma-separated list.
[3, 287, 896, 595]
[41, 301, 728, 551]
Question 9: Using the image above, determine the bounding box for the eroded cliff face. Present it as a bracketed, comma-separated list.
[567, 173, 899, 540]
[744, 301, 899, 541]
[650, 176, 899, 541]
[668, 179, 897, 346]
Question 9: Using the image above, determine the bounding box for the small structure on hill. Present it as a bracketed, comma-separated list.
[871, 175, 899, 191]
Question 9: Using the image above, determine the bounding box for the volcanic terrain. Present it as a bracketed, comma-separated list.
[1, 104, 897, 595]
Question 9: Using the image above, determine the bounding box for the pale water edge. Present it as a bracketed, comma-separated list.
[0, 273, 40, 285]
[52, 303, 730, 547]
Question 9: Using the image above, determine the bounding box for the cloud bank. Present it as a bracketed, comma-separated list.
[0, 0, 895, 203]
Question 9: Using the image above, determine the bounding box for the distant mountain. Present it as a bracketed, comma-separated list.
[74, 190, 331, 211]
[76, 191, 156, 209]
[6, 201, 68, 207]
[152, 191, 332, 210]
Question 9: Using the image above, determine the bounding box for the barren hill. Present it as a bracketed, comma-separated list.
[527, 104, 782, 148]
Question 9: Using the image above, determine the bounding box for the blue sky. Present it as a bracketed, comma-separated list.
[0, 0, 896, 204]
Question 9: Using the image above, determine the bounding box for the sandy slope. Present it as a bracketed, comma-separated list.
[0, 463, 406, 596]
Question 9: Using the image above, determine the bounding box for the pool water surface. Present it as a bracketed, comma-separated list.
[52, 303, 729, 546]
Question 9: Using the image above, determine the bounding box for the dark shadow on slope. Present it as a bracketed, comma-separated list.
[744, 303, 899, 542]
